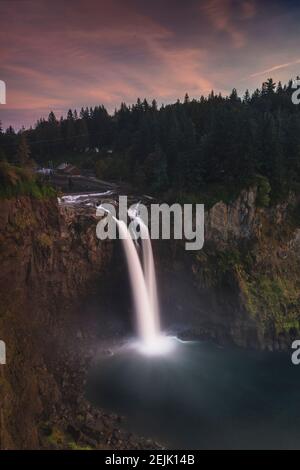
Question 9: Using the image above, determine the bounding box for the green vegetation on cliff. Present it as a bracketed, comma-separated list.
[0, 161, 56, 199]
[242, 274, 300, 334]
[193, 232, 300, 342]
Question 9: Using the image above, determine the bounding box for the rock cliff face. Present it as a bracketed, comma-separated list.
[159, 188, 300, 350]
[0, 196, 113, 449]
[205, 188, 259, 242]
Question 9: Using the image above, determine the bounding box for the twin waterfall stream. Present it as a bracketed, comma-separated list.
[115, 210, 172, 355]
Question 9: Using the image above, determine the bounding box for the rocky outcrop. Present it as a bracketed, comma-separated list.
[0, 196, 114, 449]
[202, 190, 300, 349]
[206, 188, 259, 243]
[158, 188, 300, 350]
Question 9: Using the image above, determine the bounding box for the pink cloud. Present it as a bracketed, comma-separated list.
[201, 0, 257, 48]
[0, 3, 216, 118]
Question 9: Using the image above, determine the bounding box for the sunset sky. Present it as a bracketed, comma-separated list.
[0, 0, 300, 129]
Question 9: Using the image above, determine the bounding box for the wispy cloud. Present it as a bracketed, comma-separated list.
[201, 0, 257, 48]
[250, 58, 300, 78]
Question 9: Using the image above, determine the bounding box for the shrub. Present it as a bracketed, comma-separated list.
[0, 162, 56, 199]
[254, 175, 271, 207]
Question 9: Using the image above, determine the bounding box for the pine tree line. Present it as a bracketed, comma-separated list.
[1, 78, 300, 199]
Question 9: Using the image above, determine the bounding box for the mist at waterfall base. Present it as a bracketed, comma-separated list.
[87, 209, 300, 449]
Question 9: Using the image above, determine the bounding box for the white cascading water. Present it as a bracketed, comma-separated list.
[99, 204, 174, 355]
[135, 217, 160, 334]
[115, 219, 160, 345]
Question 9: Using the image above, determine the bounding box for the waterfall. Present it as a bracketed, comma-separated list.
[99, 204, 173, 355]
[115, 218, 161, 347]
[135, 217, 160, 333]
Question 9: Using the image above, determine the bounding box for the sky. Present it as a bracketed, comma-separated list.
[1, 0, 300, 129]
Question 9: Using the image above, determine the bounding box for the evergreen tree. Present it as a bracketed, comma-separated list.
[243, 89, 251, 103]
[16, 133, 31, 166]
[184, 93, 190, 104]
